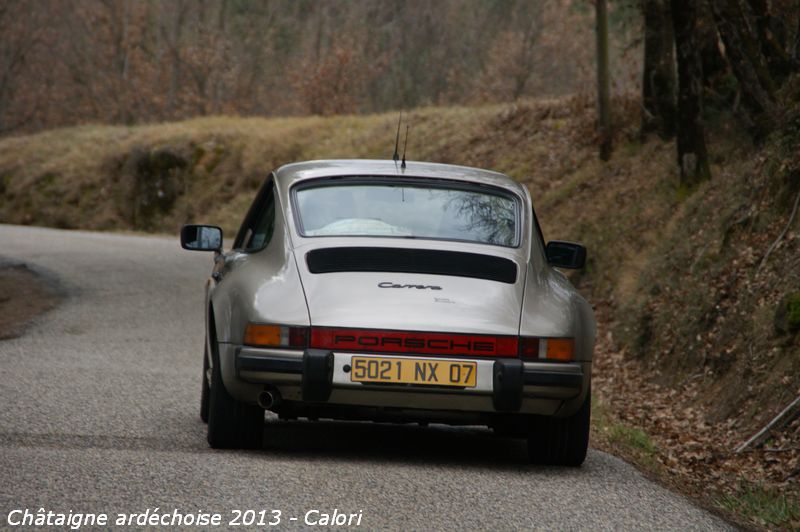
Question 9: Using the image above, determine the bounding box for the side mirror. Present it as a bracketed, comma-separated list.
[545, 241, 586, 269]
[181, 224, 222, 252]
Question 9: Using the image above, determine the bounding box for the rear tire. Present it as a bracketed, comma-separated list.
[527, 391, 590, 467]
[206, 338, 263, 449]
[200, 345, 210, 423]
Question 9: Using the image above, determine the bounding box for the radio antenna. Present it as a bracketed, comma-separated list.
[401, 124, 409, 169]
[392, 111, 402, 163]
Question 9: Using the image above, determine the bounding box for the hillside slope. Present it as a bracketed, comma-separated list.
[1, 98, 798, 528]
[0, 100, 600, 235]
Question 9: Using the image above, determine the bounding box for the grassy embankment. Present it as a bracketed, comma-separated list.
[1, 96, 798, 529]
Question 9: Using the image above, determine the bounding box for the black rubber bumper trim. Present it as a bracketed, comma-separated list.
[523, 370, 583, 388]
[492, 359, 524, 411]
[493, 363, 584, 411]
[302, 349, 334, 402]
[236, 352, 303, 374]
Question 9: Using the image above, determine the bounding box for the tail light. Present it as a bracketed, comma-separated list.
[243, 324, 574, 362]
[519, 337, 575, 361]
[519, 336, 540, 358]
[244, 323, 309, 348]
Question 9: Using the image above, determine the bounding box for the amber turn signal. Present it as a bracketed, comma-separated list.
[244, 323, 309, 348]
[244, 324, 283, 347]
[544, 338, 575, 361]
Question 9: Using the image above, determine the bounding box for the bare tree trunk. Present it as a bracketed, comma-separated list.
[0, 2, 43, 134]
[212, 0, 228, 114]
[746, 0, 794, 80]
[120, 0, 132, 124]
[671, 0, 711, 186]
[711, 0, 776, 136]
[512, 10, 541, 101]
[696, 5, 727, 86]
[641, 0, 676, 139]
[164, 0, 186, 117]
[595, 0, 612, 161]
[794, 10, 800, 62]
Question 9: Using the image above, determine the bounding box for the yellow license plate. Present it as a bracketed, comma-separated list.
[350, 357, 477, 388]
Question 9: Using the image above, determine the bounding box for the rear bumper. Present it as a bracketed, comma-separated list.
[228, 346, 589, 417]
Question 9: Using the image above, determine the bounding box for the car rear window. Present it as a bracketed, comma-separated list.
[293, 179, 519, 247]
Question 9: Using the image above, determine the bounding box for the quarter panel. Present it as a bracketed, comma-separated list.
[518, 262, 596, 362]
[211, 201, 310, 344]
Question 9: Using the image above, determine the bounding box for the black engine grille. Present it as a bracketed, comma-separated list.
[306, 247, 518, 284]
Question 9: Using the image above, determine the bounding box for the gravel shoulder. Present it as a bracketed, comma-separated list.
[0, 260, 61, 340]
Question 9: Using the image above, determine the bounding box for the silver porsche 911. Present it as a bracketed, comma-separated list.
[181, 159, 595, 466]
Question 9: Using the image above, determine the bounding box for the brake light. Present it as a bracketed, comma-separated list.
[244, 324, 309, 348]
[519, 336, 540, 359]
[289, 327, 309, 347]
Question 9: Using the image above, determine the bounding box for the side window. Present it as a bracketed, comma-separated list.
[233, 179, 276, 251]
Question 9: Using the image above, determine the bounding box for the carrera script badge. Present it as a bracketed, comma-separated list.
[378, 281, 442, 290]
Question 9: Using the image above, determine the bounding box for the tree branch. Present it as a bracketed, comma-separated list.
[735, 395, 800, 453]
[757, 187, 800, 272]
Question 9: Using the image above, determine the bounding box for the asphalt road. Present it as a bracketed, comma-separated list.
[0, 225, 734, 531]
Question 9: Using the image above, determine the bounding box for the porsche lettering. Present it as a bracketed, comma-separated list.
[333, 334, 495, 353]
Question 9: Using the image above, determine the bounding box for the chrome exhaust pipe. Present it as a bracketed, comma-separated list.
[257, 388, 281, 410]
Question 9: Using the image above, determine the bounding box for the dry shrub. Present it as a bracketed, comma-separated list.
[115, 148, 189, 230]
[289, 40, 388, 116]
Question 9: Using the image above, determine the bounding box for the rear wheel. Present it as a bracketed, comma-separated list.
[206, 338, 263, 449]
[200, 345, 210, 423]
[527, 391, 590, 467]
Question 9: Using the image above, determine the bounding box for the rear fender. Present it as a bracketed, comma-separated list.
[209, 207, 311, 345]
[518, 262, 595, 362]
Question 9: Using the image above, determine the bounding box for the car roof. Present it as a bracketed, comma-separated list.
[273, 159, 525, 195]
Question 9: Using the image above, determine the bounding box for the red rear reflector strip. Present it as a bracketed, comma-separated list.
[288, 326, 309, 348]
[519, 336, 540, 359]
[310, 327, 518, 357]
